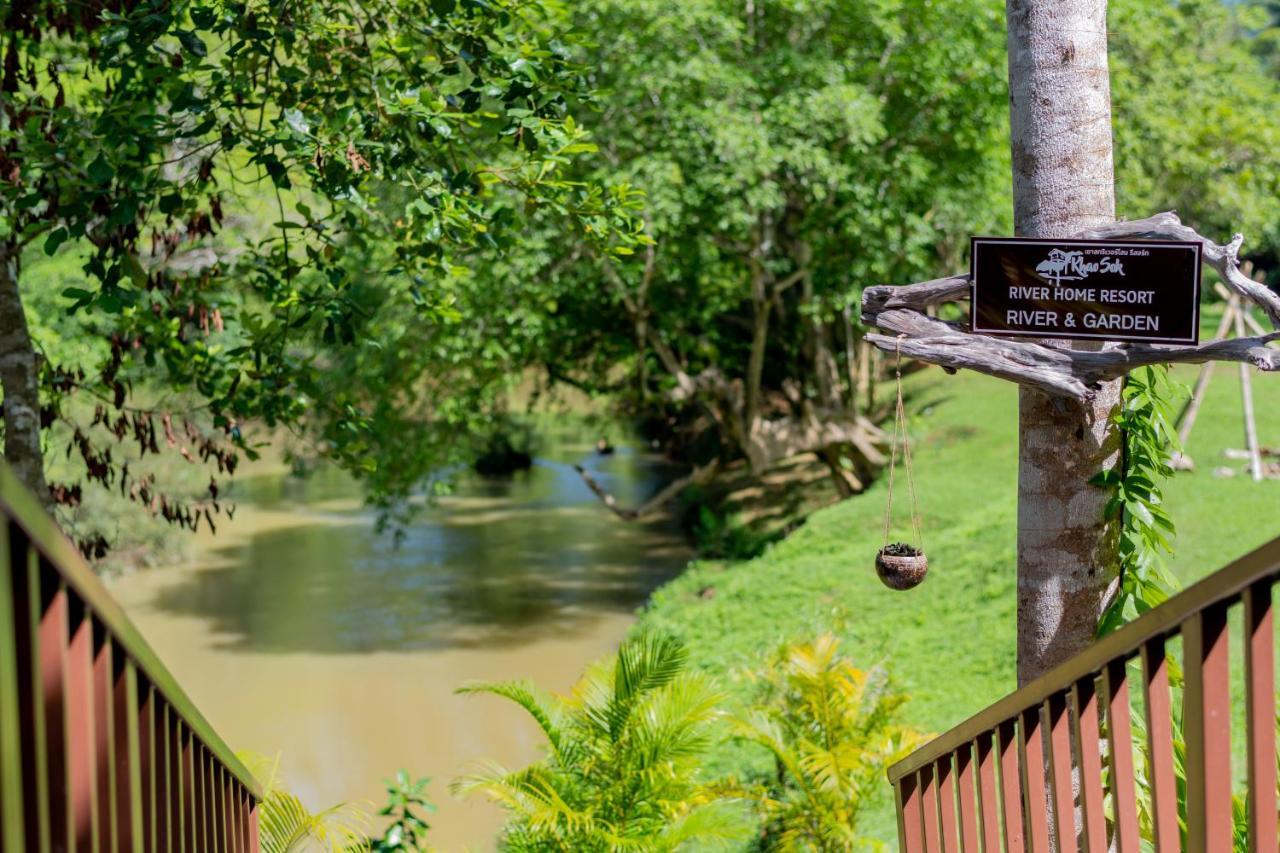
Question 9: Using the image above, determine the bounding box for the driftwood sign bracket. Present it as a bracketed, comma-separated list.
[859, 212, 1280, 403]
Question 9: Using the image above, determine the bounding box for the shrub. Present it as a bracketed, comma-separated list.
[731, 634, 923, 851]
[453, 633, 750, 851]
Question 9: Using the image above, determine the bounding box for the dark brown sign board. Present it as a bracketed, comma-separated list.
[970, 237, 1202, 345]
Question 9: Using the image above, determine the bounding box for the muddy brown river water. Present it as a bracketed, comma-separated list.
[106, 438, 690, 850]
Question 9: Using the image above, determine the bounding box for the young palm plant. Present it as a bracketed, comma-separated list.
[239, 752, 370, 853]
[731, 634, 922, 851]
[452, 632, 749, 851]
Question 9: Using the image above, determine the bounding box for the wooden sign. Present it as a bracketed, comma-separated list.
[970, 237, 1202, 344]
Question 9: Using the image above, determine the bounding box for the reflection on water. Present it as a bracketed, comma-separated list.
[107, 437, 691, 850]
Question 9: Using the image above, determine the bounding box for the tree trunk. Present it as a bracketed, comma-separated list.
[1006, 0, 1122, 686]
[0, 240, 49, 506]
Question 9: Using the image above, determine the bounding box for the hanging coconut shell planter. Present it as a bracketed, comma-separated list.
[876, 543, 928, 590]
[876, 336, 928, 590]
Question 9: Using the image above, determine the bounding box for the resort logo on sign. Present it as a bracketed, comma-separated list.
[970, 237, 1202, 345]
[1034, 248, 1126, 285]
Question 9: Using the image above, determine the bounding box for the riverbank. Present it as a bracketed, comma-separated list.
[633, 360, 1280, 843]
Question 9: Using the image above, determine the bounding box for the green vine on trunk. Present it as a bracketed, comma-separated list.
[1093, 365, 1184, 636]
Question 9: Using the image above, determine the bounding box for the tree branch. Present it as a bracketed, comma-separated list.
[861, 212, 1280, 400]
[867, 309, 1279, 402]
[1075, 212, 1280, 327]
[573, 461, 720, 521]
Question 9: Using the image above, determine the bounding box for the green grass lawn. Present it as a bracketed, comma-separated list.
[633, 350, 1280, 843]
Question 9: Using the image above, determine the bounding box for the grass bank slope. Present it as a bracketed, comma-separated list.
[633, 361, 1279, 842]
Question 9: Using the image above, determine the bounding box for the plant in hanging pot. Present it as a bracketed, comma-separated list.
[875, 542, 928, 590]
[874, 339, 929, 592]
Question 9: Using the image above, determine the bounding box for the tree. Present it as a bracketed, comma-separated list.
[466, 0, 1280, 522]
[1004, 0, 1123, 684]
[1110, 0, 1280, 279]
[0, 0, 642, 541]
[504, 0, 1012, 507]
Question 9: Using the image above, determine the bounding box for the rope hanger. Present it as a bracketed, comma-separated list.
[882, 335, 924, 553]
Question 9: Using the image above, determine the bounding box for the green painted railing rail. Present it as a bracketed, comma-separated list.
[0, 462, 261, 852]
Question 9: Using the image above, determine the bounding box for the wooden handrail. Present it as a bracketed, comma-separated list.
[0, 465, 261, 799]
[888, 534, 1280, 782]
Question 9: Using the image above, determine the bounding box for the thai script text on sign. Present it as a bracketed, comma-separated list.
[970, 238, 1202, 344]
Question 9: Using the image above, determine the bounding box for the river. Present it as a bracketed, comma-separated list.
[106, 432, 691, 850]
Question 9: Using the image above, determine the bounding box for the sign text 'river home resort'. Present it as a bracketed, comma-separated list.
[970, 237, 1203, 344]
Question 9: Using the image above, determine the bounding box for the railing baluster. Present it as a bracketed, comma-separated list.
[44, 582, 70, 852]
[956, 742, 979, 852]
[937, 756, 959, 852]
[224, 771, 233, 853]
[182, 728, 195, 853]
[135, 685, 152, 853]
[233, 786, 245, 853]
[67, 596, 98, 852]
[976, 732, 1001, 853]
[201, 747, 214, 853]
[1141, 637, 1179, 852]
[1070, 676, 1106, 853]
[162, 708, 176, 853]
[921, 763, 942, 853]
[1019, 706, 1051, 852]
[0, 521, 26, 851]
[172, 717, 186, 853]
[998, 719, 1026, 853]
[114, 661, 140, 853]
[231, 778, 243, 853]
[16, 543, 51, 853]
[93, 627, 115, 851]
[1183, 604, 1233, 852]
[1045, 692, 1075, 850]
[193, 747, 204, 853]
[222, 769, 233, 853]
[1243, 580, 1277, 853]
[247, 799, 259, 853]
[213, 753, 223, 853]
[1101, 659, 1140, 853]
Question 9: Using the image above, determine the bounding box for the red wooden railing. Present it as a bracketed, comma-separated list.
[888, 536, 1280, 852]
[0, 463, 261, 852]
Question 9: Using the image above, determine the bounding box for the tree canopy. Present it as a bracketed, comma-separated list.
[2, 0, 642, 545]
[4, 0, 1280, 547]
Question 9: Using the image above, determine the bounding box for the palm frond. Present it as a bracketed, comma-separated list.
[240, 751, 369, 853]
[457, 680, 567, 761]
[452, 761, 591, 836]
[259, 789, 369, 853]
[654, 800, 753, 850]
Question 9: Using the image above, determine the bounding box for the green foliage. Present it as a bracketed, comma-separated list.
[1094, 366, 1185, 635]
[371, 772, 436, 852]
[729, 634, 922, 851]
[3, 0, 645, 534]
[688, 501, 778, 562]
[521, 0, 1011, 423]
[453, 633, 750, 851]
[1111, 0, 1280, 275]
[240, 753, 370, 853]
[634, 366, 1280, 843]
